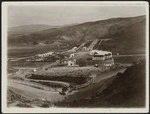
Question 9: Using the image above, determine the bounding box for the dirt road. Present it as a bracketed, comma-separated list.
[8, 82, 65, 103]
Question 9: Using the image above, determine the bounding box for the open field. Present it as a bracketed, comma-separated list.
[33, 66, 102, 77]
[26, 66, 101, 85]
[114, 55, 145, 64]
[8, 43, 145, 58]
[8, 61, 51, 68]
[8, 45, 68, 58]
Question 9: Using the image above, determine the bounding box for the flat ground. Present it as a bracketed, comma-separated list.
[8, 45, 67, 58]
[35, 66, 101, 77]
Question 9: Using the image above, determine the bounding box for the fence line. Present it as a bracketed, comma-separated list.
[25, 78, 69, 87]
[73, 78, 93, 90]
[10, 77, 93, 92]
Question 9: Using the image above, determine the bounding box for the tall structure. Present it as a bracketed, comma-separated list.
[67, 59, 76, 66]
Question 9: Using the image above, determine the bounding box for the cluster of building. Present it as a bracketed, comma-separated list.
[26, 51, 55, 62]
[60, 49, 114, 68]
[60, 53, 78, 66]
[26, 41, 114, 69]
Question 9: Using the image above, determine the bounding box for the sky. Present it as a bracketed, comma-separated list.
[8, 2, 147, 27]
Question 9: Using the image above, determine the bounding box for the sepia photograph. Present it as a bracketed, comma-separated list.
[1, 1, 149, 113]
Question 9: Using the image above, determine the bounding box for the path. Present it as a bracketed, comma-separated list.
[8, 56, 34, 61]
[76, 42, 86, 51]
[8, 81, 65, 103]
[12, 67, 40, 70]
[42, 60, 60, 70]
[24, 78, 70, 87]
[88, 39, 99, 50]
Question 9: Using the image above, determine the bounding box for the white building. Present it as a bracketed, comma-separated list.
[67, 59, 76, 66]
[69, 53, 75, 58]
[72, 47, 77, 52]
[82, 46, 87, 51]
[90, 50, 112, 56]
[104, 58, 114, 67]
[90, 50, 114, 67]
[37, 52, 54, 57]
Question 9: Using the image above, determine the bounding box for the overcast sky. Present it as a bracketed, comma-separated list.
[8, 3, 147, 27]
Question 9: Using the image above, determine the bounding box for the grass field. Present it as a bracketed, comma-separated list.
[8, 45, 68, 58]
[8, 61, 52, 68]
[34, 66, 101, 77]
[25, 66, 101, 85]
[114, 55, 145, 64]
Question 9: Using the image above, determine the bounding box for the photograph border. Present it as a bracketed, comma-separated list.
[1, 1, 149, 113]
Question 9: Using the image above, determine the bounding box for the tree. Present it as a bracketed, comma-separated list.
[33, 41, 38, 45]
[62, 87, 68, 92]
[77, 58, 87, 67]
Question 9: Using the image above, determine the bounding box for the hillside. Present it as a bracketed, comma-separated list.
[93, 60, 146, 107]
[8, 15, 146, 53]
[58, 60, 146, 107]
[8, 24, 59, 35]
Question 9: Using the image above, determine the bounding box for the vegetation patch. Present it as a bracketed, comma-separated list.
[34, 66, 101, 77]
[25, 67, 101, 84]
[26, 75, 89, 85]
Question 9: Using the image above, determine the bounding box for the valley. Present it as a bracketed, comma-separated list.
[7, 15, 146, 108]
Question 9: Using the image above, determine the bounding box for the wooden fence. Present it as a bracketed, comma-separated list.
[73, 78, 93, 90]
[10, 76, 93, 92]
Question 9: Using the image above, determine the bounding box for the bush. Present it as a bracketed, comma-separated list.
[77, 59, 87, 66]
[27, 74, 87, 84]
[62, 87, 68, 92]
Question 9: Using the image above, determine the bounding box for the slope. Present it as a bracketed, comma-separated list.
[8, 24, 59, 35]
[58, 59, 146, 107]
[8, 15, 146, 54]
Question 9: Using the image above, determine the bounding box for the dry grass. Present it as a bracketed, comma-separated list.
[35, 66, 101, 77]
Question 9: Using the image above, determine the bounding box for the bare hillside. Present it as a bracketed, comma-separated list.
[8, 15, 146, 53]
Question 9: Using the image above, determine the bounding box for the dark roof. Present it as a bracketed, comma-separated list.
[93, 55, 104, 57]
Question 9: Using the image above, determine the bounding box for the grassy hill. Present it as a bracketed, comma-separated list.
[8, 24, 59, 35]
[8, 15, 146, 54]
[93, 60, 146, 107]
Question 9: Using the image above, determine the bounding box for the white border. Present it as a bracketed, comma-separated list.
[1, 1, 149, 113]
